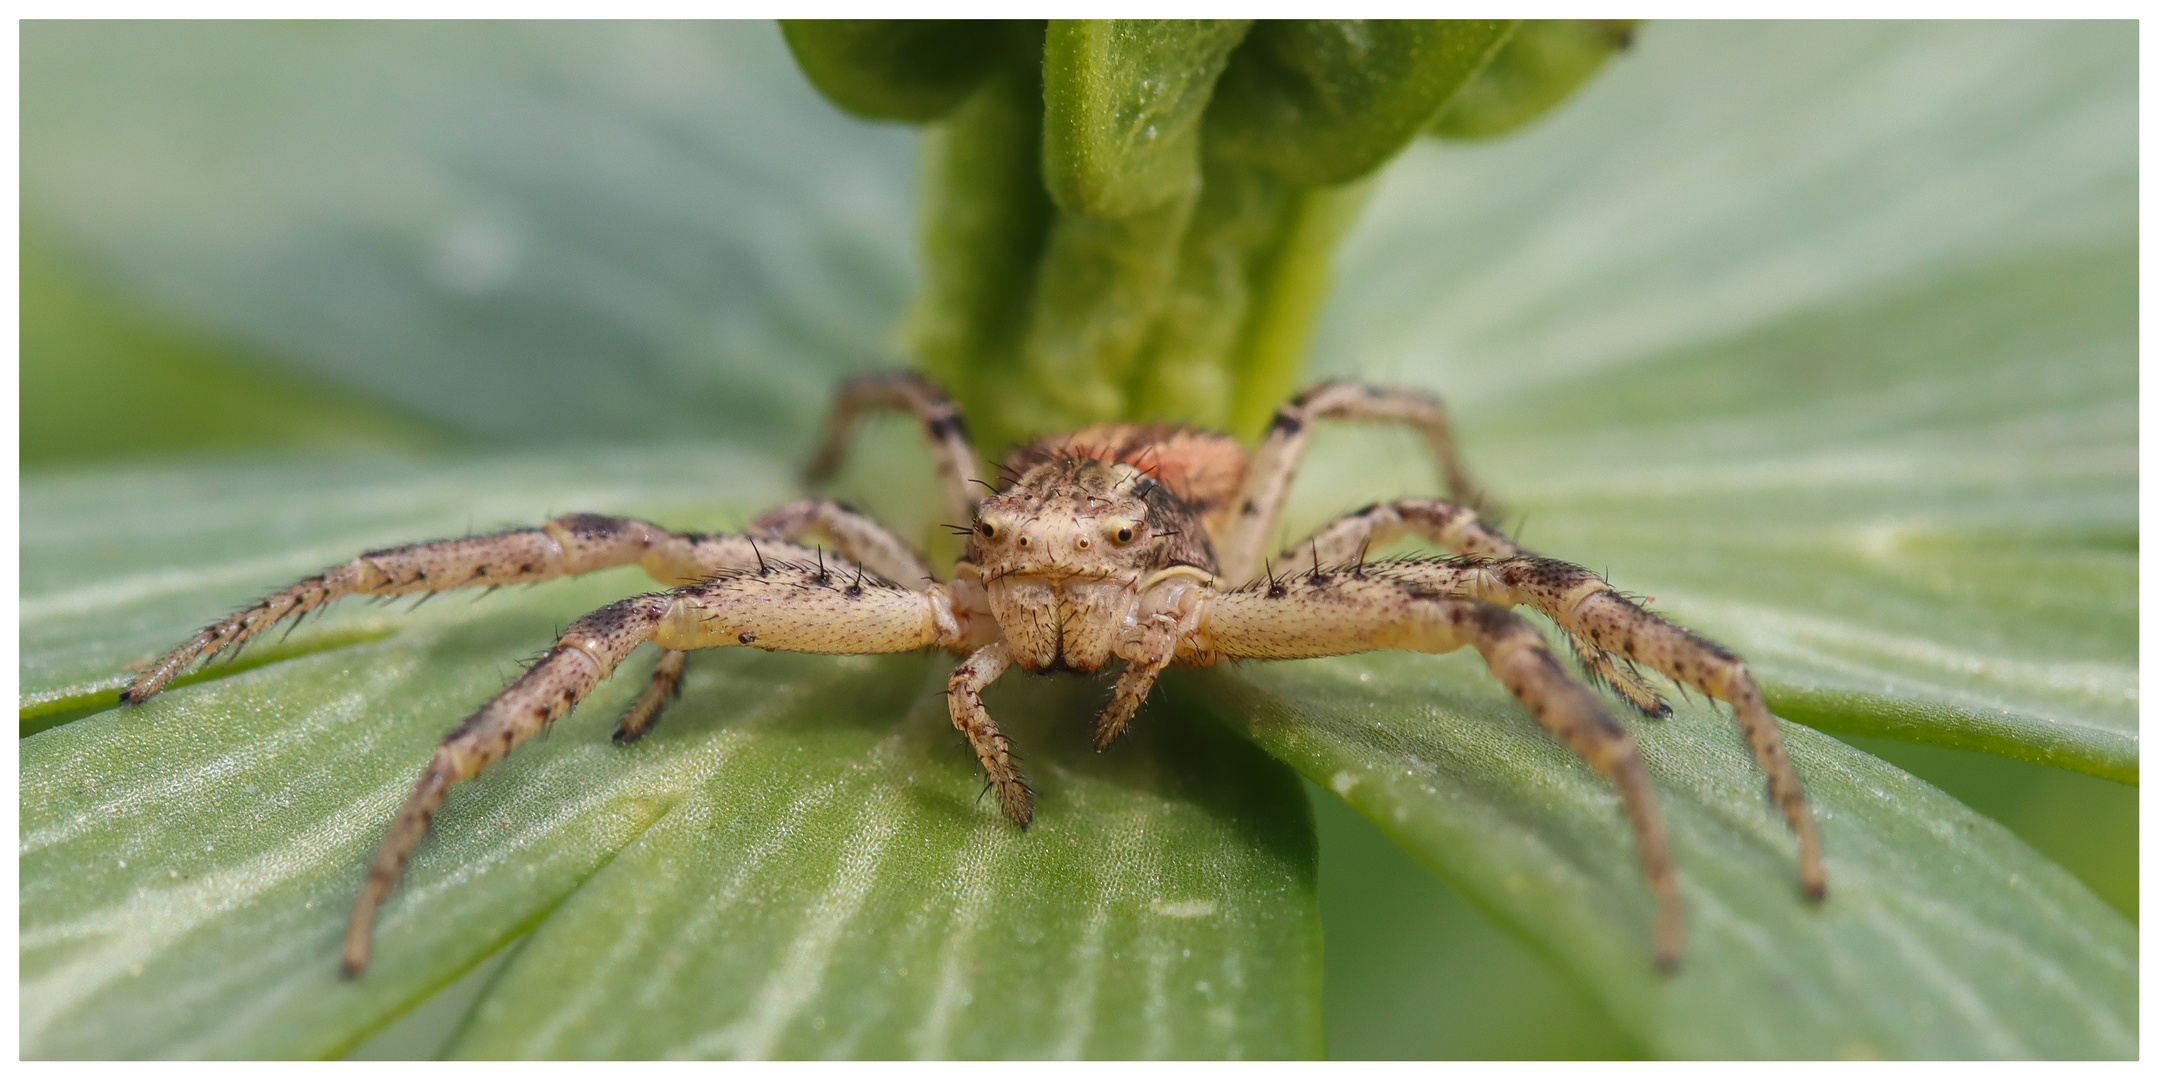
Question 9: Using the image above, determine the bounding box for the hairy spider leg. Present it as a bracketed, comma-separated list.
[947, 642, 1033, 827]
[1200, 578, 1683, 970]
[122, 512, 774, 705]
[749, 497, 937, 585]
[609, 497, 944, 743]
[1266, 499, 1667, 705]
[1096, 604, 1205, 751]
[344, 538, 968, 975]
[610, 645, 686, 744]
[804, 370, 988, 530]
[1266, 500, 1828, 902]
[1217, 381, 1489, 586]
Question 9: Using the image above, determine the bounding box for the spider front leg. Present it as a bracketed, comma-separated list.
[1479, 556, 1828, 899]
[803, 370, 988, 530]
[1200, 574, 1684, 970]
[1218, 381, 1491, 584]
[1267, 499, 1664, 712]
[947, 642, 1034, 827]
[124, 513, 764, 704]
[748, 497, 936, 586]
[1265, 501, 1828, 900]
[344, 541, 966, 975]
[610, 497, 939, 743]
[1096, 580, 1212, 751]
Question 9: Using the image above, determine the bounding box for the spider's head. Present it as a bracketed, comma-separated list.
[963, 458, 1215, 672]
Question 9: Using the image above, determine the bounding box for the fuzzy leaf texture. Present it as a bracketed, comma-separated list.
[906, 20, 1530, 448]
[1427, 20, 1643, 141]
[1040, 19, 1252, 218]
[778, 20, 1012, 123]
[1207, 20, 1519, 186]
[20, 21, 2134, 1059]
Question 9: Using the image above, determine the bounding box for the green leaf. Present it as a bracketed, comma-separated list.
[1041, 20, 1251, 218]
[1229, 20, 2137, 1053]
[1122, 155, 1295, 429]
[779, 20, 1013, 124]
[22, 20, 2137, 1060]
[1307, 786, 1638, 1058]
[1299, 22, 2135, 781]
[1121, 157, 1375, 441]
[1008, 193, 1197, 432]
[1416, 245, 2135, 781]
[1170, 660, 2134, 1058]
[20, 21, 921, 455]
[19, 235, 447, 466]
[20, 453, 1321, 1059]
[901, 59, 1057, 456]
[1207, 20, 1517, 186]
[1428, 20, 1640, 140]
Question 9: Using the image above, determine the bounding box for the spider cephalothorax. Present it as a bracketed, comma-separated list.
[121, 372, 1825, 977]
[964, 455, 1215, 675]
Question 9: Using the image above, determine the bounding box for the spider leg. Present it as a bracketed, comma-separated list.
[123, 513, 738, 704]
[345, 592, 670, 977]
[344, 545, 968, 975]
[1095, 608, 1199, 751]
[1218, 381, 1490, 584]
[1476, 556, 1827, 901]
[803, 371, 987, 529]
[1265, 539, 1827, 906]
[597, 498, 945, 744]
[610, 646, 686, 744]
[748, 498, 936, 585]
[947, 642, 1033, 827]
[122, 493, 947, 708]
[1268, 500, 1675, 718]
[1201, 578, 1682, 971]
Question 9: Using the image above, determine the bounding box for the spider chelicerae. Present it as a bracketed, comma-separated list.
[121, 371, 1825, 976]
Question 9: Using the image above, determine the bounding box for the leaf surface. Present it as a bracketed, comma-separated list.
[1428, 20, 1638, 140]
[1221, 22, 2137, 1054]
[21, 20, 2137, 1060]
[1207, 20, 1517, 186]
[779, 20, 1010, 123]
[20, 454, 1320, 1059]
[1171, 660, 2134, 1058]
[1286, 21, 2136, 781]
[1040, 19, 1251, 218]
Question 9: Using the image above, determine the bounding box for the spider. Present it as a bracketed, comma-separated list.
[121, 371, 1825, 977]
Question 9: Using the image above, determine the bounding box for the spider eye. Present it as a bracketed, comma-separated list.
[978, 521, 997, 538]
[1107, 519, 1139, 545]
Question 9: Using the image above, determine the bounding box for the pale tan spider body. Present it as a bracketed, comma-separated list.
[967, 458, 1215, 667]
[122, 372, 1825, 977]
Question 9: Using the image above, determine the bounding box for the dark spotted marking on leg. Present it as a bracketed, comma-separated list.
[926, 412, 969, 442]
[553, 512, 634, 539]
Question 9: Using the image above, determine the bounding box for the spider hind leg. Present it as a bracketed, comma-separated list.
[611, 647, 688, 744]
[1277, 500, 1825, 901]
[1565, 628, 1673, 718]
[1202, 578, 1685, 970]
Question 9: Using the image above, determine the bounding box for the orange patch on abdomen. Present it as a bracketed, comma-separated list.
[1007, 424, 1250, 537]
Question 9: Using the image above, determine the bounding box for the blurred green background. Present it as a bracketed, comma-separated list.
[21, 22, 2134, 1059]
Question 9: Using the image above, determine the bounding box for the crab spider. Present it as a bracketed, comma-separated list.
[122, 372, 1824, 976]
